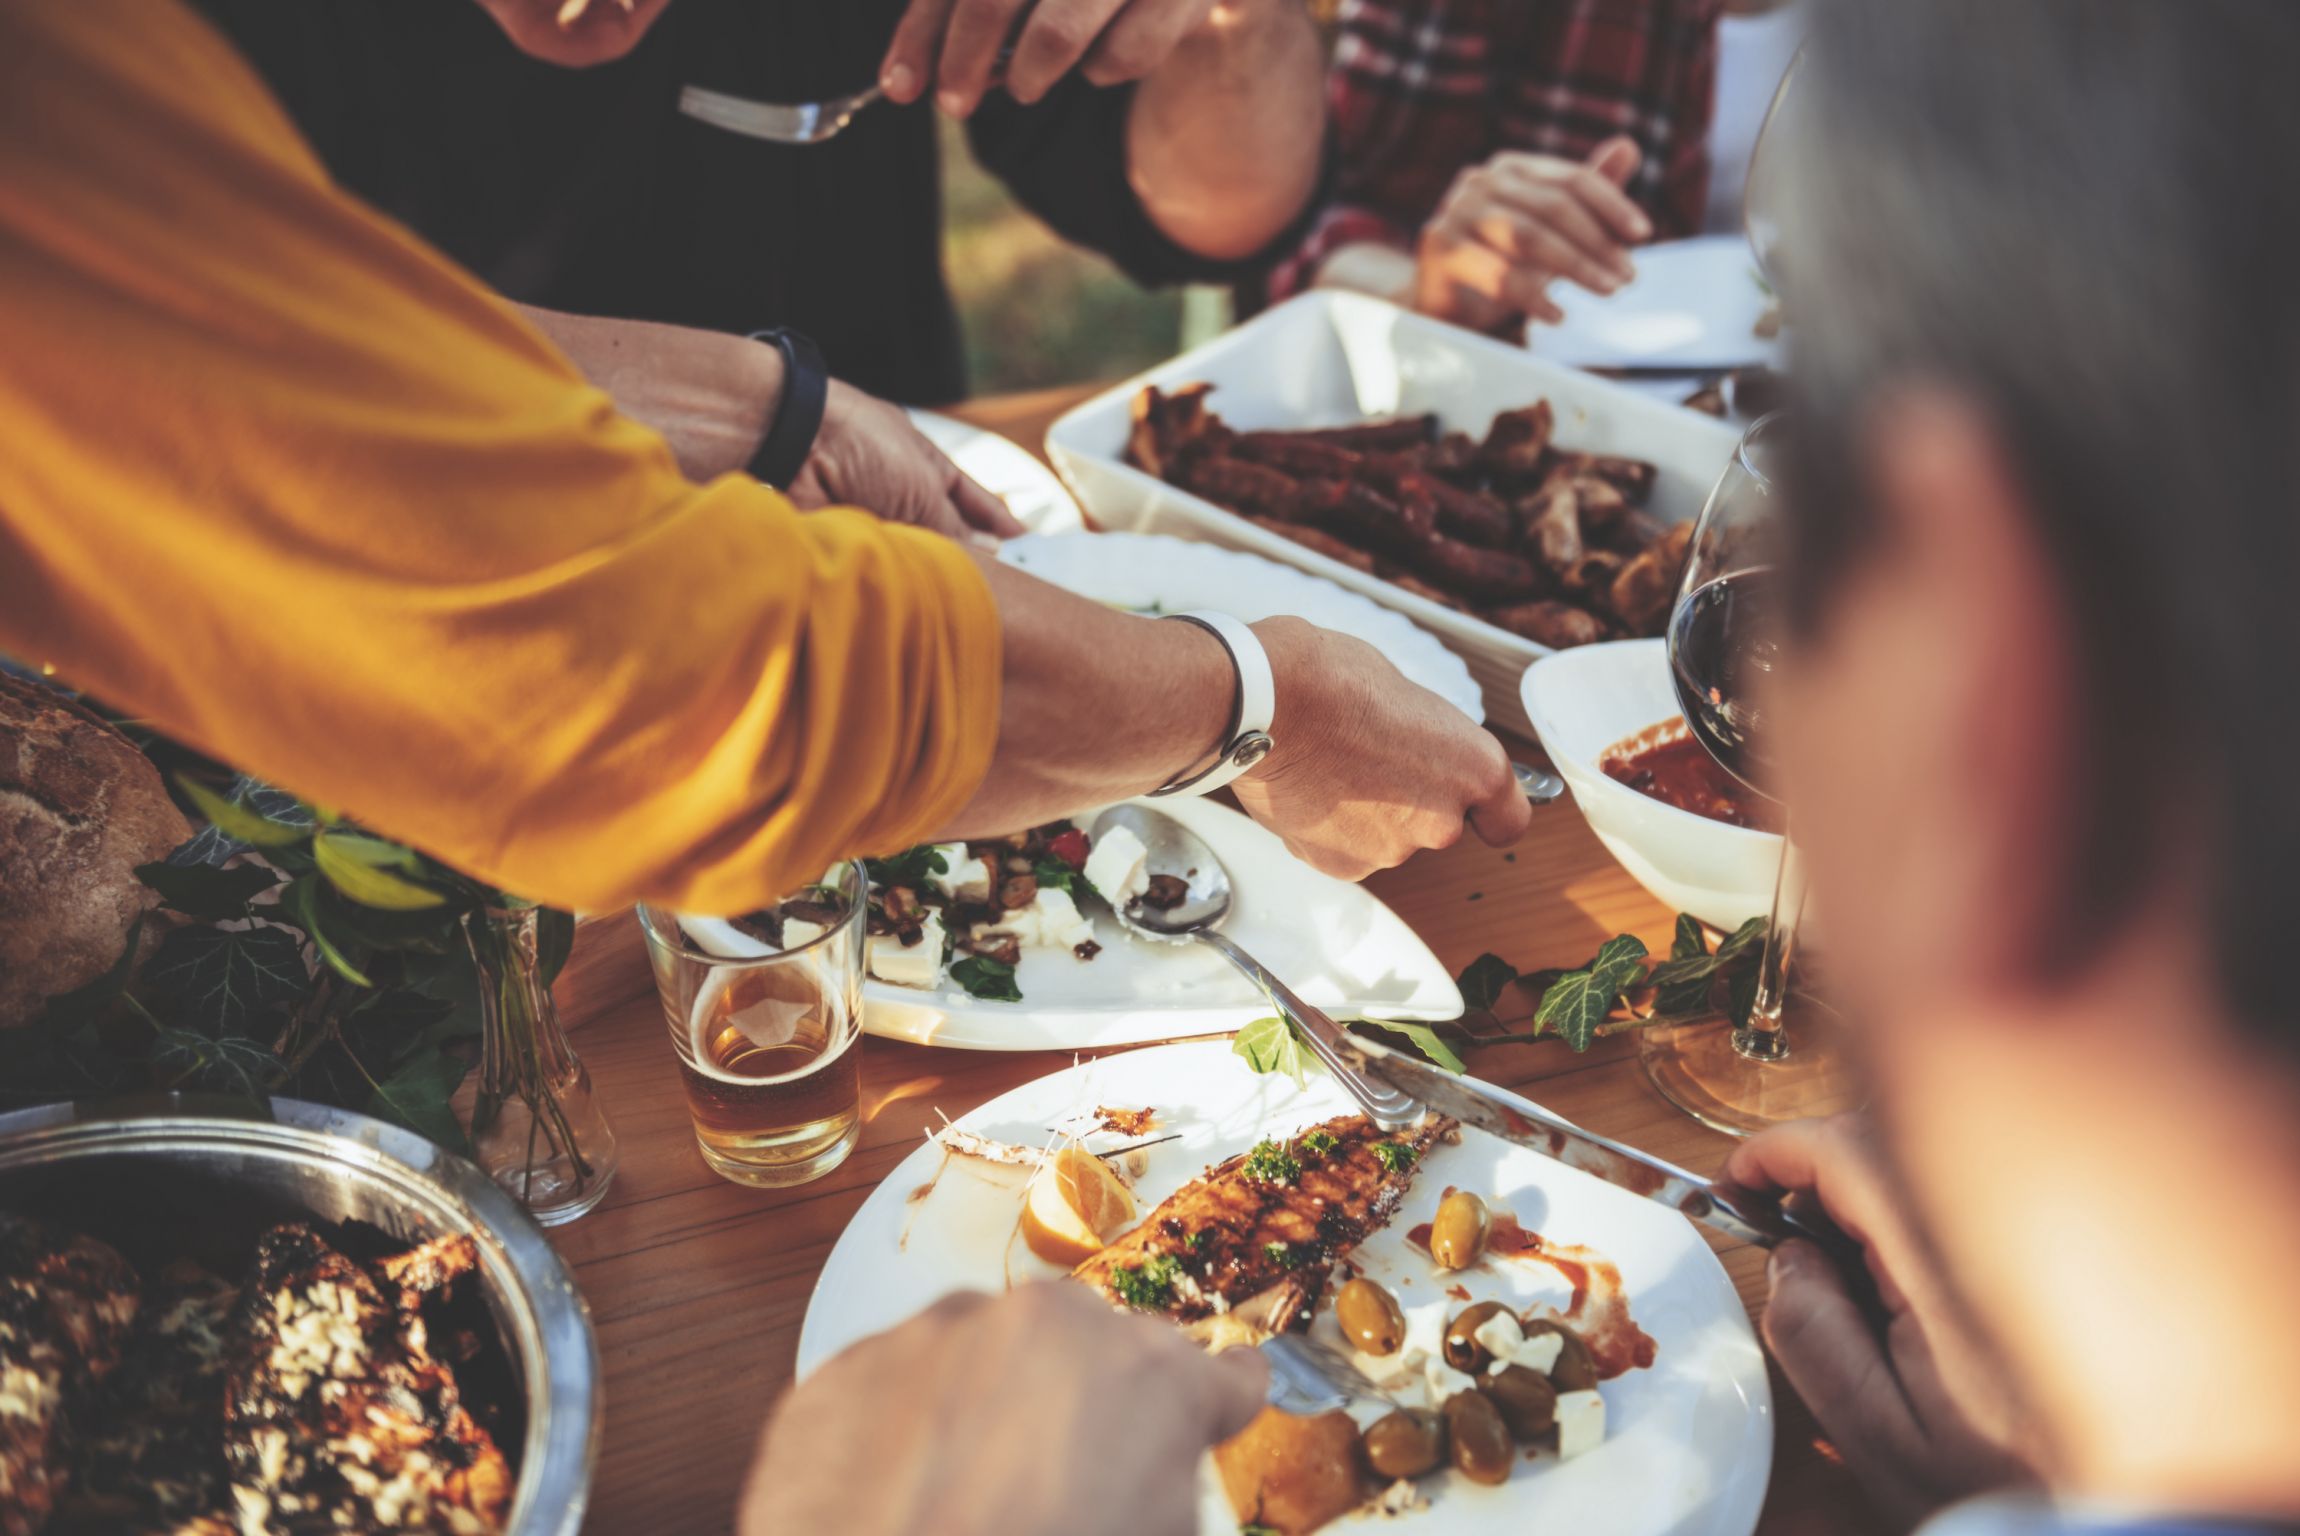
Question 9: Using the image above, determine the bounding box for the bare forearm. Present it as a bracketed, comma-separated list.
[517, 304, 782, 481]
[940, 555, 1237, 834]
[1128, 0, 1324, 261]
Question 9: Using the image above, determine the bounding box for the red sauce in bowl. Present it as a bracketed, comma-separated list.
[1600, 719, 1782, 832]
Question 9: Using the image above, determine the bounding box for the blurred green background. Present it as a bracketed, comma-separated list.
[938, 116, 1186, 397]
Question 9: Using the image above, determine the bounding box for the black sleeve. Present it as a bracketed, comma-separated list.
[965, 75, 1332, 289]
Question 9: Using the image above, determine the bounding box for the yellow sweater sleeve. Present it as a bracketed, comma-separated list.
[0, 0, 1001, 915]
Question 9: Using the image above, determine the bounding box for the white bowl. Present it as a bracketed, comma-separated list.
[998, 529, 1484, 722]
[1044, 290, 1740, 734]
[1519, 639, 1781, 930]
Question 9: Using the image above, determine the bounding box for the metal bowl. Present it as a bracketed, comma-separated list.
[0, 1096, 599, 1536]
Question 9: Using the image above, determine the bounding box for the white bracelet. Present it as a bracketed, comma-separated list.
[1150, 611, 1276, 798]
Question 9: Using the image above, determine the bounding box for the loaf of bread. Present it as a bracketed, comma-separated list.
[0, 674, 189, 1029]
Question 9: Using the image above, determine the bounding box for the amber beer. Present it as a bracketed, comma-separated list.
[638, 867, 866, 1188]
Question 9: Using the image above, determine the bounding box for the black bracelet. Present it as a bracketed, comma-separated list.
[745, 327, 828, 490]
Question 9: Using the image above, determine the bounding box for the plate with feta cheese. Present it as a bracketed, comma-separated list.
[796, 1040, 1772, 1535]
[687, 798, 1460, 1052]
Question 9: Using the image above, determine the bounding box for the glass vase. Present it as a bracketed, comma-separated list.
[463, 904, 619, 1225]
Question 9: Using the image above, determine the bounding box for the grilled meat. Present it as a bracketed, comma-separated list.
[67, 1259, 240, 1529]
[221, 1224, 509, 1536]
[1073, 1114, 1454, 1344]
[0, 1214, 139, 1536]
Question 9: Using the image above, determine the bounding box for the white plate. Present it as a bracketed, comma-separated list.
[858, 797, 1460, 1051]
[910, 407, 1086, 534]
[1045, 291, 1739, 736]
[999, 530, 1484, 723]
[1520, 640, 1781, 932]
[797, 1041, 1773, 1536]
[1530, 236, 1782, 372]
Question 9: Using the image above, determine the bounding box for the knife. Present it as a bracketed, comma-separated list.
[1334, 1030, 1862, 1267]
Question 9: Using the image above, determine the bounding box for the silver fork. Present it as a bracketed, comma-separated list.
[676, 46, 1018, 147]
[1260, 1333, 1398, 1417]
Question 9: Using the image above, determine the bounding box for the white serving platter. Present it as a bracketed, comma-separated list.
[858, 797, 1460, 1051]
[797, 1040, 1773, 1536]
[998, 529, 1484, 723]
[910, 407, 1085, 534]
[1044, 291, 1740, 735]
[1530, 235, 1783, 373]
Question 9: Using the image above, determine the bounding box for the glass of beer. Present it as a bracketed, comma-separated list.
[635, 865, 866, 1188]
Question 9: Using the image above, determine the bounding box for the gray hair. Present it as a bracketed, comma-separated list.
[1782, 1, 2300, 1027]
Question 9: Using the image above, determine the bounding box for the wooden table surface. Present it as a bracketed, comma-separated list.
[543, 386, 1879, 1536]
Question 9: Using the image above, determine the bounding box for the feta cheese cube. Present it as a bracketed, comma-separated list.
[927, 844, 992, 903]
[1081, 823, 1151, 909]
[977, 887, 1095, 951]
[869, 909, 945, 989]
[1424, 1359, 1479, 1403]
[779, 918, 828, 950]
[1472, 1309, 1525, 1368]
[1554, 1388, 1605, 1459]
[1505, 1328, 1564, 1377]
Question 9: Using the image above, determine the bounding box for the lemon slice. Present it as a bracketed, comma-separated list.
[1021, 1145, 1137, 1268]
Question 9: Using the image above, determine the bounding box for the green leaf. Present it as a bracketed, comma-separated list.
[1728, 962, 1763, 1031]
[150, 1026, 281, 1099]
[277, 875, 374, 987]
[1652, 969, 1717, 1020]
[1533, 970, 1608, 1051]
[1354, 1018, 1467, 1073]
[534, 908, 576, 989]
[364, 1048, 474, 1156]
[1031, 858, 1079, 896]
[134, 860, 280, 922]
[41, 917, 144, 1027]
[144, 924, 308, 1035]
[1455, 952, 1520, 1013]
[1231, 1014, 1314, 1088]
[314, 831, 448, 911]
[1715, 916, 1769, 964]
[865, 845, 949, 888]
[949, 954, 1022, 1003]
[172, 774, 308, 848]
[1670, 914, 1710, 962]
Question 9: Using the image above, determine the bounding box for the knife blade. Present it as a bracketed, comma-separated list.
[1335, 1031, 1859, 1265]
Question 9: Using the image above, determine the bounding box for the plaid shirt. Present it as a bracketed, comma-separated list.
[1267, 0, 1724, 301]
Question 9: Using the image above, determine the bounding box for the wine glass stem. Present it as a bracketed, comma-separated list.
[1733, 830, 1807, 1063]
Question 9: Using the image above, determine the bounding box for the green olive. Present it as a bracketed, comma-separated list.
[1429, 1189, 1491, 1270]
[1334, 1278, 1406, 1356]
[1518, 1317, 1599, 1392]
[1442, 1300, 1510, 1374]
[1479, 1363, 1558, 1442]
[1359, 1408, 1445, 1480]
[1441, 1389, 1513, 1486]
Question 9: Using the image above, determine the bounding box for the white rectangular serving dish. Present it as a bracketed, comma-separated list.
[1045, 291, 1742, 735]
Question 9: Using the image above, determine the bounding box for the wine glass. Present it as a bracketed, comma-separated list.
[1635, 412, 1861, 1136]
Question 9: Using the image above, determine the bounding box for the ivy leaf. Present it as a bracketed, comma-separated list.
[134, 860, 280, 922]
[1588, 935, 1650, 994]
[144, 924, 308, 1035]
[150, 1026, 281, 1100]
[1670, 914, 1710, 963]
[1353, 1018, 1466, 1074]
[1715, 916, 1769, 964]
[534, 909, 577, 989]
[172, 774, 308, 849]
[42, 917, 144, 1028]
[1455, 952, 1520, 1014]
[1652, 968, 1717, 1020]
[949, 955, 1022, 1003]
[1532, 970, 1608, 1051]
[364, 1047, 474, 1157]
[314, 831, 449, 911]
[277, 875, 373, 987]
[1232, 1014, 1313, 1088]
[1728, 962, 1763, 1031]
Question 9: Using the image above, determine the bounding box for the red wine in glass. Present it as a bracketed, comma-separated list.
[1668, 567, 1785, 799]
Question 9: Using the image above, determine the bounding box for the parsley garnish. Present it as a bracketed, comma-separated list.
[1262, 1241, 1306, 1269]
[1031, 857, 1079, 896]
[1299, 1129, 1340, 1157]
[1372, 1140, 1416, 1173]
[949, 955, 1021, 1003]
[865, 844, 949, 888]
[1111, 1253, 1184, 1311]
[1243, 1139, 1302, 1185]
[1183, 1230, 1208, 1252]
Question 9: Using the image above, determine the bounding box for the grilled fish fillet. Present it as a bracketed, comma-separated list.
[1073, 1114, 1454, 1344]
[68, 1258, 240, 1529]
[0, 1213, 139, 1536]
[221, 1224, 509, 1536]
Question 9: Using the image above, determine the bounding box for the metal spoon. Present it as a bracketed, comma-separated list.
[1091, 804, 1423, 1129]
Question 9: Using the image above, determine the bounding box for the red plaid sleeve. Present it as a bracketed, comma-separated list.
[1265, 0, 1723, 303]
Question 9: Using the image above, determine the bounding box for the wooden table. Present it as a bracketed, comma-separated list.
[544, 387, 1878, 1536]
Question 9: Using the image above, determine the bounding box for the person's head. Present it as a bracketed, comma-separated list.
[1776, 0, 2300, 1491]
[469, 0, 675, 67]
